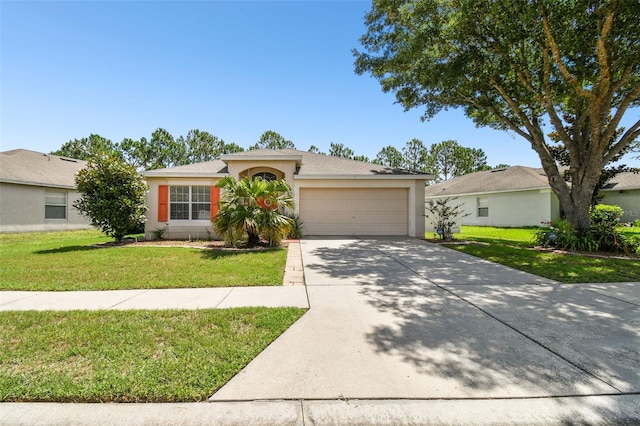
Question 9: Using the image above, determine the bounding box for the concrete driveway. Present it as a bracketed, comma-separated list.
[211, 237, 639, 404]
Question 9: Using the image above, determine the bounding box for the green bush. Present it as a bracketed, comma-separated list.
[534, 204, 639, 254]
[534, 219, 598, 252]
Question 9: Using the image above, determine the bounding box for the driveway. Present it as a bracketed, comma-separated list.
[211, 237, 639, 404]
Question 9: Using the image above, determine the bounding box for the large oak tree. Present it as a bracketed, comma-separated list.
[355, 0, 640, 232]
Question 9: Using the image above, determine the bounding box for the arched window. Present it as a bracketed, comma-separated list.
[252, 171, 277, 181]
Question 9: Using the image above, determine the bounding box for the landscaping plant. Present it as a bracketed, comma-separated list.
[213, 176, 295, 247]
[425, 196, 469, 241]
[534, 204, 640, 254]
[74, 154, 147, 241]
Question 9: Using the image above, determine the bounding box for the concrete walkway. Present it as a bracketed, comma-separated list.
[2, 237, 639, 425]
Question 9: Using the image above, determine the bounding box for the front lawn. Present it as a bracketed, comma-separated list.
[446, 226, 640, 283]
[0, 230, 287, 291]
[0, 308, 306, 402]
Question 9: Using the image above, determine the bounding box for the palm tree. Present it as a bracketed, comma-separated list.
[213, 176, 295, 247]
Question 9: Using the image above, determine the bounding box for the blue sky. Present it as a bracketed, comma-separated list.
[2, 0, 638, 168]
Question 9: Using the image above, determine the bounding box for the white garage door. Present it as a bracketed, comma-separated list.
[299, 188, 409, 236]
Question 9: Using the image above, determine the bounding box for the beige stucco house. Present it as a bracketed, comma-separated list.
[424, 166, 640, 228]
[0, 149, 92, 232]
[143, 149, 433, 239]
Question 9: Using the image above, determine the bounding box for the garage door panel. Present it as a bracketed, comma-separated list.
[299, 188, 408, 236]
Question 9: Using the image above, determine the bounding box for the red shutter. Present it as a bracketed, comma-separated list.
[158, 185, 169, 222]
[210, 187, 220, 220]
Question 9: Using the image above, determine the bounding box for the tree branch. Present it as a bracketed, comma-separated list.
[605, 118, 640, 163]
[540, 5, 592, 99]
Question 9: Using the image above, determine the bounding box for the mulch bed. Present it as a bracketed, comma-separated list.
[92, 238, 290, 252]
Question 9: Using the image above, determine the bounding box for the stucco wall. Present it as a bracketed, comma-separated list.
[0, 182, 92, 232]
[425, 189, 561, 229]
[144, 177, 220, 240]
[600, 189, 640, 224]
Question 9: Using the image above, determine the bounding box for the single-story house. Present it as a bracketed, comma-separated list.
[143, 148, 433, 239]
[424, 166, 640, 228]
[0, 149, 93, 233]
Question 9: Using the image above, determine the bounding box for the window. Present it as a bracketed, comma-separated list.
[45, 191, 67, 219]
[252, 172, 277, 181]
[170, 186, 210, 220]
[477, 197, 489, 217]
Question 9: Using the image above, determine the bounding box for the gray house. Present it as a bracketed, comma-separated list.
[0, 149, 92, 232]
[424, 166, 640, 228]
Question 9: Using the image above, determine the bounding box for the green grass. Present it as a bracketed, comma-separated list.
[0, 230, 287, 290]
[0, 308, 306, 402]
[446, 226, 640, 283]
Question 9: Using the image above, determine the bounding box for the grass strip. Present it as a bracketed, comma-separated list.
[0, 308, 306, 402]
[447, 226, 640, 283]
[0, 230, 287, 290]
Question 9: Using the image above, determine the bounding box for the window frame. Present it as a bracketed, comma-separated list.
[45, 190, 67, 220]
[169, 185, 211, 221]
[477, 197, 489, 217]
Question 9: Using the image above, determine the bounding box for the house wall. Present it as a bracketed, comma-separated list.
[425, 188, 561, 229]
[0, 182, 92, 232]
[600, 189, 640, 224]
[144, 177, 221, 240]
[145, 170, 428, 239]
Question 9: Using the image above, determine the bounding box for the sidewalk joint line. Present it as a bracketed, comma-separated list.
[587, 289, 640, 307]
[107, 289, 151, 310]
[214, 288, 234, 308]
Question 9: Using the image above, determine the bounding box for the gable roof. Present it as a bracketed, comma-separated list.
[0, 149, 87, 189]
[601, 171, 640, 191]
[143, 159, 228, 177]
[424, 166, 551, 197]
[424, 165, 640, 197]
[144, 148, 434, 180]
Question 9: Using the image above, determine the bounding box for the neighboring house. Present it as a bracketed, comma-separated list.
[143, 149, 433, 239]
[600, 172, 640, 223]
[0, 149, 92, 233]
[424, 165, 640, 228]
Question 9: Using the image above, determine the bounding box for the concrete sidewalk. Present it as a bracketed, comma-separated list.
[0, 286, 309, 310]
[4, 395, 640, 425]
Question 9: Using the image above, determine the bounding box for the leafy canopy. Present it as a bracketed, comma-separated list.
[355, 0, 640, 231]
[74, 154, 148, 241]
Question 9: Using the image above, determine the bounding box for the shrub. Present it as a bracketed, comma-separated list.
[286, 213, 304, 239]
[534, 219, 598, 252]
[74, 154, 148, 241]
[534, 205, 640, 254]
[426, 197, 469, 241]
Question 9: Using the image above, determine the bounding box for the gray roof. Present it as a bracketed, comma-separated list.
[602, 171, 640, 191]
[424, 165, 640, 197]
[424, 166, 551, 196]
[0, 149, 87, 189]
[143, 159, 228, 177]
[145, 149, 433, 179]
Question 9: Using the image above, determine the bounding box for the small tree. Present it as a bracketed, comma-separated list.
[74, 154, 148, 242]
[213, 176, 295, 247]
[426, 197, 470, 242]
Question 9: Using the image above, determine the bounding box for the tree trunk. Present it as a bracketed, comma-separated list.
[544, 161, 602, 235]
[247, 232, 260, 248]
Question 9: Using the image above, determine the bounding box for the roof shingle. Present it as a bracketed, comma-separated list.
[0, 149, 87, 189]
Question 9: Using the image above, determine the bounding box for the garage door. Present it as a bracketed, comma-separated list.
[299, 188, 409, 235]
